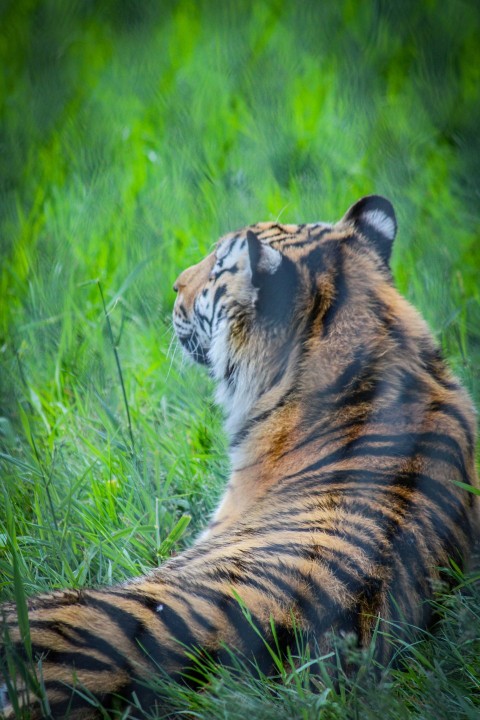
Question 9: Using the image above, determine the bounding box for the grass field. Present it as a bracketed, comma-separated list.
[1, 0, 480, 717]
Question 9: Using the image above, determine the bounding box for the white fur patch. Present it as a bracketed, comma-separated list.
[257, 243, 282, 274]
[363, 209, 395, 240]
[210, 324, 259, 438]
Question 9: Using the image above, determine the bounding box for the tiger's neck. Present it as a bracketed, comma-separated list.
[204, 342, 304, 538]
[214, 335, 303, 440]
[206, 323, 431, 539]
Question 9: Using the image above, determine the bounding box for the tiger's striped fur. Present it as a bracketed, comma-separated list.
[1, 195, 478, 718]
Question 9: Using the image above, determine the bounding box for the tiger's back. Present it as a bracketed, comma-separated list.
[2, 195, 478, 718]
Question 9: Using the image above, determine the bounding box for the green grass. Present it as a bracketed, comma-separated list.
[1, 0, 480, 717]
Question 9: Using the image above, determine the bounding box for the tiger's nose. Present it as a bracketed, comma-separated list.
[173, 255, 214, 297]
[173, 266, 194, 294]
[173, 273, 185, 293]
[173, 276, 185, 293]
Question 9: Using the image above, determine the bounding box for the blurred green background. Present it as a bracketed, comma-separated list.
[0, 0, 479, 715]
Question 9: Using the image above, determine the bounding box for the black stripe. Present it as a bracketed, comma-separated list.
[39, 681, 85, 716]
[302, 243, 326, 271]
[304, 289, 324, 336]
[214, 265, 239, 283]
[303, 236, 343, 268]
[311, 551, 362, 592]
[386, 560, 418, 625]
[282, 426, 469, 484]
[283, 226, 331, 249]
[32, 646, 113, 673]
[322, 247, 348, 337]
[86, 596, 184, 667]
[389, 526, 432, 594]
[400, 470, 470, 520]
[195, 309, 212, 332]
[369, 292, 409, 347]
[211, 283, 227, 314]
[284, 417, 362, 459]
[238, 564, 346, 643]
[181, 601, 218, 635]
[214, 596, 267, 665]
[231, 389, 295, 448]
[419, 345, 458, 390]
[28, 619, 130, 671]
[154, 602, 199, 651]
[42, 680, 130, 718]
[394, 368, 430, 401]
[314, 347, 375, 399]
[278, 465, 466, 522]
[240, 565, 297, 601]
[415, 431, 468, 477]
[429, 400, 475, 452]
[230, 571, 289, 603]
[162, 583, 232, 609]
[216, 237, 238, 264]
[419, 500, 472, 561]
[268, 223, 289, 235]
[292, 570, 345, 632]
[118, 590, 219, 637]
[275, 467, 390, 496]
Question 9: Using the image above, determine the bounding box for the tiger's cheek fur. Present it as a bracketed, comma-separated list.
[173, 252, 216, 360]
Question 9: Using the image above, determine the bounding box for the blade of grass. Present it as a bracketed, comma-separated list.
[97, 280, 136, 460]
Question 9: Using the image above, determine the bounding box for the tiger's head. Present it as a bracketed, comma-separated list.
[173, 195, 398, 437]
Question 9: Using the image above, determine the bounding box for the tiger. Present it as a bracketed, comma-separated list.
[1, 195, 478, 719]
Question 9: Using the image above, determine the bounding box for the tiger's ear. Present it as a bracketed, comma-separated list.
[341, 195, 397, 267]
[246, 230, 297, 320]
[246, 230, 282, 288]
